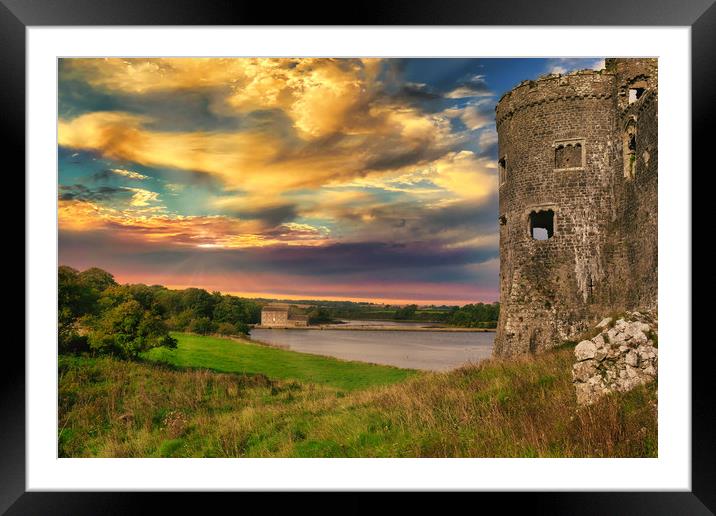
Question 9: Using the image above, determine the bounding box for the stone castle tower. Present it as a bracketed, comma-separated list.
[494, 58, 658, 357]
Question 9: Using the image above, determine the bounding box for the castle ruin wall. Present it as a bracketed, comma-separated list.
[494, 60, 658, 357]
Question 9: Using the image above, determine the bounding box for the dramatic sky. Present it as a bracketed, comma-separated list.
[58, 57, 604, 304]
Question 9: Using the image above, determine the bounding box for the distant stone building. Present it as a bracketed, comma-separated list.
[494, 58, 658, 357]
[288, 315, 309, 327]
[261, 305, 289, 327]
[260, 304, 309, 327]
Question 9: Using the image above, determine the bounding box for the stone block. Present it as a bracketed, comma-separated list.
[575, 340, 597, 361]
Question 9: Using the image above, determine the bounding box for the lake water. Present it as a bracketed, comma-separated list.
[250, 321, 495, 371]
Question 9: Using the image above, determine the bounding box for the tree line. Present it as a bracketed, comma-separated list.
[444, 303, 500, 328]
[59, 266, 261, 358]
[313, 302, 499, 327]
[58, 265, 500, 358]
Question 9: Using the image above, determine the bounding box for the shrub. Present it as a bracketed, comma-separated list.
[216, 322, 238, 336]
[58, 332, 90, 354]
[307, 307, 332, 325]
[235, 322, 250, 336]
[166, 310, 194, 331]
[188, 317, 215, 335]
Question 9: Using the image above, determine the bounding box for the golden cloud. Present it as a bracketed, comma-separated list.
[58, 199, 330, 248]
[59, 58, 499, 246]
[430, 151, 497, 202]
[125, 187, 161, 207]
[63, 58, 385, 140]
[58, 105, 461, 203]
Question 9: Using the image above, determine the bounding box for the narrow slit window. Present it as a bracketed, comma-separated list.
[529, 209, 554, 240]
[498, 157, 507, 185]
[623, 121, 637, 179]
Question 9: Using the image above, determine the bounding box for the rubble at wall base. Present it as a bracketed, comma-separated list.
[572, 311, 657, 405]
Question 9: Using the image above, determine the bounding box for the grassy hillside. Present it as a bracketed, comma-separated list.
[59, 337, 657, 458]
[143, 333, 416, 391]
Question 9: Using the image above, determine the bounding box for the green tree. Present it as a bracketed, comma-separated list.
[307, 306, 332, 325]
[58, 266, 96, 352]
[77, 267, 117, 293]
[394, 304, 418, 320]
[213, 296, 245, 324]
[447, 302, 500, 328]
[154, 288, 182, 316]
[180, 288, 216, 319]
[87, 299, 177, 358]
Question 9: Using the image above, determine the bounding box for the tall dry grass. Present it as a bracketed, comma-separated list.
[58, 347, 657, 458]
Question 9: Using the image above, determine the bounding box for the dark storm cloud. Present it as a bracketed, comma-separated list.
[88, 169, 114, 182]
[59, 230, 496, 280]
[395, 83, 442, 102]
[245, 241, 495, 275]
[351, 197, 499, 244]
[59, 184, 132, 202]
[228, 203, 299, 227]
[423, 197, 499, 233]
[362, 147, 435, 172]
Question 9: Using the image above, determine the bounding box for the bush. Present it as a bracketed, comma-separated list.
[166, 310, 194, 331]
[235, 322, 251, 336]
[307, 307, 332, 325]
[188, 317, 215, 335]
[216, 322, 238, 336]
[58, 332, 90, 354]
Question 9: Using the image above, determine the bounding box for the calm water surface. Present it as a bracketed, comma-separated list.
[251, 321, 494, 371]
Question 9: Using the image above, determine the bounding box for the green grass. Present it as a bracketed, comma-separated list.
[142, 332, 416, 391]
[59, 341, 657, 458]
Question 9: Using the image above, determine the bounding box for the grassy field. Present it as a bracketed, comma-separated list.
[59, 334, 657, 458]
[143, 333, 416, 391]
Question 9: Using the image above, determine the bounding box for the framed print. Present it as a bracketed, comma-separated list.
[6, 0, 713, 512]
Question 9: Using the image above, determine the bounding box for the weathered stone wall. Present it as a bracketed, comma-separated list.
[494, 59, 658, 357]
[604, 60, 659, 312]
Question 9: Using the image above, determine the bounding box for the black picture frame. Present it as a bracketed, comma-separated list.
[5, 0, 712, 513]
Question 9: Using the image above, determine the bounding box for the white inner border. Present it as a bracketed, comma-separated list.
[27, 27, 691, 491]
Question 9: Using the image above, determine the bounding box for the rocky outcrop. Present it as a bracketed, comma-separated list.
[572, 312, 657, 405]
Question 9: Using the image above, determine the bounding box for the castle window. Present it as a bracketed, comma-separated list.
[553, 139, 585, 169]
[498, 157, 507, 185]
[529, 209, 554, 240]
[628, 88, 645, 104]
[628, 80, 648, 104]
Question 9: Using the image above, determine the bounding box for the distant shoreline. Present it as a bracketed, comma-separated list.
[252, 325, 495, 332]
